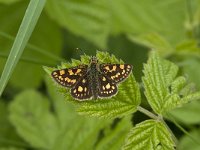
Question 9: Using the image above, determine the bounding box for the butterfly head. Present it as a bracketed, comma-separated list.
[90, 56, 98, 64]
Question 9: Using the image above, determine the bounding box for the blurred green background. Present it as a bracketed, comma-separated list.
[0, 0, 200, 149]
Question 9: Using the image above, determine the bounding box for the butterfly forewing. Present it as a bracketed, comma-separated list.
[100, 64, 132, 83]
[97, 73, 118, 98]
[51, 65, 88, 87]
[70, 74, 92, 100]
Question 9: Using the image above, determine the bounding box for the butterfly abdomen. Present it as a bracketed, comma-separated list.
[89, 62, 99, 99]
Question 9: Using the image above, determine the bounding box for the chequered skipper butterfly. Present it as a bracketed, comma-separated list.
[51, 56, 132, 101]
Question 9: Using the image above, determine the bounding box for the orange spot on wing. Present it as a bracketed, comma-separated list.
[60, 70, 65, 75]
[68, 70, 74, 75]
[120, 65, 124, 69]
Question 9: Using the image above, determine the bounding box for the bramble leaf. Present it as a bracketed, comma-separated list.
[9, 87, 107, 150]
[44, 51, 141, 118]
[169, 100, 200, 125]
[9, 90, 59, 149]
[0, 100, 25, 148]
[128, 33, 173, 57]
[96, 117, 132, 150]
[45, 0, 110, 49]
[178, 129, 200, 150]
[142, 51, 200, 114]
[123, 119, 175, 150]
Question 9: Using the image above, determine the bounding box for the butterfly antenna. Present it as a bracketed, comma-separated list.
[75, 48, 86, 56]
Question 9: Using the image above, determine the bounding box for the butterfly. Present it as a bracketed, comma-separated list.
[51, 56, 132, 101]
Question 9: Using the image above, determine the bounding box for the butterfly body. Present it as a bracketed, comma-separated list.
[51, 56, 132, 101]
[88, 57, 99, 99]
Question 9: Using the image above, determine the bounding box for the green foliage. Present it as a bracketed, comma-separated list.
[128, 33, 173, 57]
[9, 90, 59, 149]
[0, 101, 25, 148]
[178, 129, 200, 150]
[182, 59, 200, 89]
[44, 0, 187, 49]
[0, 0, 46, 96]
[0, 0, 22, 4]
[169, 100, 200, 125]
[0, 1, 61, 89]
[45, 0, 110, 49]
[95, 117, 132, 150]
[142, 51, 200, 114]
[44, 51, 141, 118]
[44, 51, 200, 149]
[0, 148, 24, 150]
[9, 78, 109, 150]
[123, 119, 175, 150]
[110, 0, 186, 45]
[1, 0, 200, 149]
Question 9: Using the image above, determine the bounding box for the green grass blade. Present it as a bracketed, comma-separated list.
[0, 0, 46, 97]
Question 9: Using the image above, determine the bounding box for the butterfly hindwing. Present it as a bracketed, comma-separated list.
[70, 74, 92, 100]
[100, 64, 132, 83]
[51, 65, 88, 87]
[97, 73, 118, 98]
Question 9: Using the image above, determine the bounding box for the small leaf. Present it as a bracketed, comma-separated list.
[0, 100, 25, 148]
[169, 100, 200, 125]
[142, 51, 200, 114]
[123, 119, 175, 150]
[44, 51, 141, 118]
[178, 129, 200, 150]
[96, 117, 132, 150]
[45, 0, 110, 48]
[128, 33, 173, 57]
[182, 59, 200, 89]
[110, 0, 186, 45]
[9, 90, 59, 149]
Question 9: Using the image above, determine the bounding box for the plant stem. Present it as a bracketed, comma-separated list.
[137, 106, 178, 145]
[160, 116, 178, 145]
[137, 106, 157, 120]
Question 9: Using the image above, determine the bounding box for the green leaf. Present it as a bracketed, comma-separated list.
[45, 0, 110, 49]
[44, 51, 141, 118]
[96, 117, 132, 150]
[0, 0, 46, 96]
[182, 59, 200, 89]
[9, 81, 109, 150]
[110, 0, 186, 45]
[0, 1, 62, 89]
[142, 51, 200, 114]
[123, 119, 175, 150]
[175, 40, 200, 56]
[178, 129, 200, 150]
[9, 90, 59, 149]
[0, 100, 26, 148]
[128, 33, 173, 57]
[169, 100, 200, 125]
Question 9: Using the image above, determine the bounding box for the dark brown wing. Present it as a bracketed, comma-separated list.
[100, 64, 132, 83]
[51, 65, 88, 87]
[70, 73, 93, 100]
[97, 73, 118, 98]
